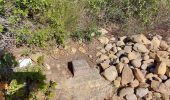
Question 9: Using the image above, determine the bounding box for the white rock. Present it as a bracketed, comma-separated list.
[19, 58, 32, 67]
[136, 88, 149, 98]
[128, 51, 141, 60]
[116, 41, 125, 47]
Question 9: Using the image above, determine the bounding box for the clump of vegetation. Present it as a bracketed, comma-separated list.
[0, 0, 170, 46]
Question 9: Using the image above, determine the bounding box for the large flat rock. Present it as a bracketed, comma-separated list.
[56, 60, 114, 100]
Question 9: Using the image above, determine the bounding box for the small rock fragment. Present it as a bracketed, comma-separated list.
[114, 77, 121, 87]
[128, 51, 141, 60]
[116, 41, 125, 47]
[134, 68, 146, 82]
[98, 37, 109, 44]
[105, 44, 113, 51]
[130, 79, 139, 88]
[100, 60, 110, 69]
[120, 57, 129, 64]
[121, 64, 134, 85]
[124, 46, 132, 53]
[119, 87, 134, 97]
[131, 59, 142, 68]
[155, 61, 167, 75]
[160, 40, 169, 50]
[126, 94, 137, 100]
[151, 36, 161, 50]
[98, 28, 108, 35]
[136, 88, 149, 98]
[116, 62, 124, 73]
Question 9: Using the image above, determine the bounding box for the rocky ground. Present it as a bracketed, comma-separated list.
[96, 34, 170, 100]
[11, 30, 170, 100]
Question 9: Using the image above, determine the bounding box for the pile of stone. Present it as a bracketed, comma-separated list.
[96, 34, 170, 100]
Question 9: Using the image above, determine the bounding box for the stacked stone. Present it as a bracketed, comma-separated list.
[97, 34, 170, 100]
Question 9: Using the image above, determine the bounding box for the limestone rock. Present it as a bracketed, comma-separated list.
[151, 36, 161, 50]
[130, 79, 139, 88]
[114, 77, 121, 87]
[136, 88, 149, 98]
[120, 57, 129, 64]
[105, 44, 113, 51]
[133, 43, 149, 53]
[131, 34, 151, 44]
[131, 59, 142, 68]
[124, 46, 132, 53]
[128, 51, 141, 60]
[98, 37, 109, 44]
[126, 94, 137, 100]
[119, 87, 134, 97]
[103, 66, 118, 81]
[116, 41, 125, 47]
[134, 68, 146, 82]
[121, 64, 134, 85]
[155, 61, 167, 75]
[116, 62, 124, 74]
[160, 40, 169, 50]
[100, 60, 110, 69]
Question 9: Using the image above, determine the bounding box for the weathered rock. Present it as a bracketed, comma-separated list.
[145, 91, 153, 100]
[136, 88, 149, 98]
[138, 82, 150, 88]
[159, 75, 168, 81]
[128, 51, 141, 60]
[131, 59, 142, 68]
[99, 54, 109, 61]
[119, 87, 134, 97]
[134, 68, 146, 82]
[160, 40, 169, 50]
[155, 61, 167, 75]
[124, 46, 132, 53]
[157, 51, 169, 59]
[131, 34, 151, 44]
[117, 47, 122, 51]
[151, 36, 161, 50]
[109, 53, 117, 59]
[98, 37, 109, 44]
[153, 92, 161, 99]
[141, 63, 148, 70]
[100, 48, 107, 53]
[166, 68, 170, 77]
[112, 46, 118, 54]
[98, 28, 108, 35]
[157, 79, 170, 95]
[162, 94, 170, 100]
[130, 79, 139, 88]
[116, 41, 125, 47]
[116, 50, 125, 58]
[105, 44, 113, 51]
[102, 66, 118, 81]
[114, 77, 121, 87]
[126, 94, 137, 100]
[116, 62, 124, 73]
[121, 64, 134, 85]
[120, 57, 129, 64]
[72, 60, 90, 76]
[133, 43, 149, 53]
[142, 55, 150, 60]
[151, 80, 160, 91]
[100, 60, 110, 69]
